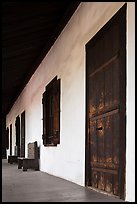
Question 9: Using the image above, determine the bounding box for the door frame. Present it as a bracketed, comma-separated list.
[85, 4, 126, 199]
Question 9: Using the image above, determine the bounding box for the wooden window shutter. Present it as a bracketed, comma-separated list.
[42, 91, 47, 146]
[52, 78, 60, 144]
[42, 77, 60, 146]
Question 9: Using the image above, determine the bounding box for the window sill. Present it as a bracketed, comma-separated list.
[44, 144, 58, 147]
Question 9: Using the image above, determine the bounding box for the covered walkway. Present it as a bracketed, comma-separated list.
[2, 159, 125, 202]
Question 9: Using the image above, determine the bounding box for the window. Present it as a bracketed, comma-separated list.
[6, 127, 9, 149]
[42, 76, 60, 146]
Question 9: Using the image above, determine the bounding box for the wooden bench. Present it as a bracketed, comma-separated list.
[18, 141, 39, 171]
[8, 155, 18, 164]
[8, 146, 18, 164]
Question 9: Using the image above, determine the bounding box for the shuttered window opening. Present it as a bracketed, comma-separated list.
[42, 76, 60, 146]
[6, 127, 9, 149]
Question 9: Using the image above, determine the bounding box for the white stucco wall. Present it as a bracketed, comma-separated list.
[6, 2, 135, 201]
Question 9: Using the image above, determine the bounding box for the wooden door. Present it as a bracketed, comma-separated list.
[10, 124, 12, 155]
[21, 111, 25, 157]
[15, 116, 20, 156]
[86, 5, 126, 199]
[6, 127, 9, 150]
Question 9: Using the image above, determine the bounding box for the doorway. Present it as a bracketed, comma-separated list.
[15, 115, 20, 156]
[86, 5, 126, 199]
[21, 111, 25, 157]
[10, 124, 12, 155]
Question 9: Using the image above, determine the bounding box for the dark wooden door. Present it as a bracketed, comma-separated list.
[86, 5, 126, 199]
[21, 111, 25, 157]
[10, 124, 12, 155]
[15, 116, 20, 156]
[6, 127, 9, 150]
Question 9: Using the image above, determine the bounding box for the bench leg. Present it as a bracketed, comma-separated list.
[23, 160, 28, 171]
[8, 157, 13, 164]
[35, 167, 39, 171]
[35, 162, 39, 171]
[8, 156, 12, 163]
[23, 167, 27, 171]
[18, 160, 23, 169]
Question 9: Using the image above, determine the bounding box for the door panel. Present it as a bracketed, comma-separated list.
[15, 116, 20, 156]
[86, 5, 126, 198]
[10, 124, 12, 155]
[21, 111, 25, 157]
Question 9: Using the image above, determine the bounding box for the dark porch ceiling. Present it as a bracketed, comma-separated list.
[2, 2, 80, 116]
